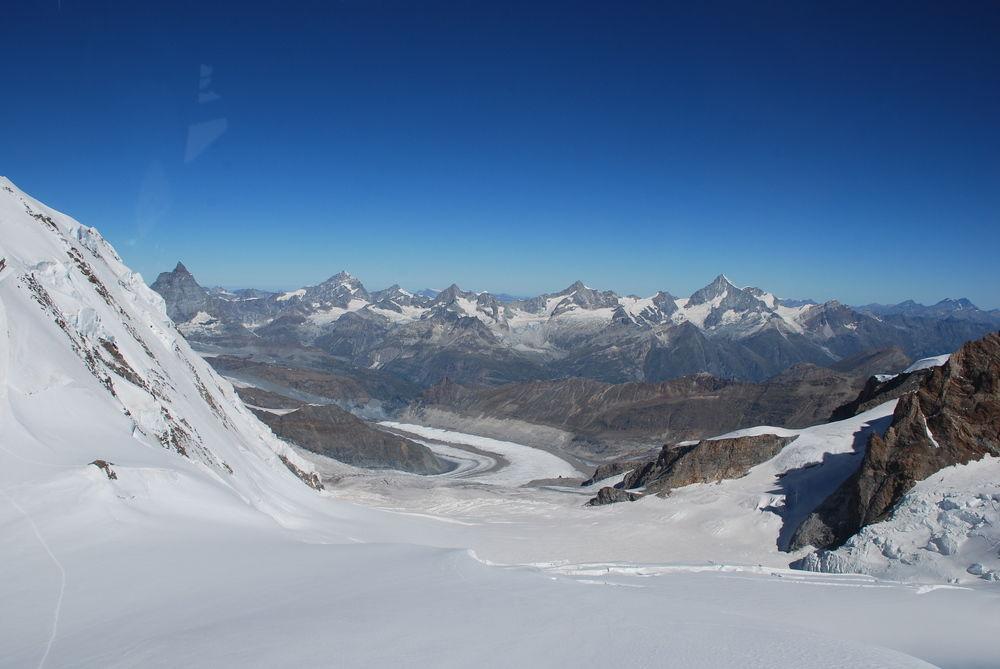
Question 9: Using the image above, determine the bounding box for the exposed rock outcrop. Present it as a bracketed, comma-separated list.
[236, 386, 305, 411]
[622, 434, 796, 494]
[791, 332, 1000, 551]
[253, 404, 453, 475]
[150, 262, 209, 323]
[279, 454, 325, 491]
[581, 460, 636, 487]
[90, 459, 117, 480]
[586, 433, 795, 504]
[586, 486, 640, 506]
[828, 368, 930, 421]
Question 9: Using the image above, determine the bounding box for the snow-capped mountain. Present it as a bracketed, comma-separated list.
[0, 177, 323, 499]
[859, 297, 998, 322]
[153, 263, 1000, 387]
[3, 178, 997, 667]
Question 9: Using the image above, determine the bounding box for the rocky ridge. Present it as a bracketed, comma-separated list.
[791, 332, 1000, 552]
[151, 263, 1000, 388]
[587, 433, 796, 504]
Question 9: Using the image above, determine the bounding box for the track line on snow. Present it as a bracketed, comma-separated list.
[1, 488, 66, 669]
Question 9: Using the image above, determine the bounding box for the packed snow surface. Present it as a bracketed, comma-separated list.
[799, 456, 1000, 584]
[2, 177, 999, 668]
[903, 354, 951, 373]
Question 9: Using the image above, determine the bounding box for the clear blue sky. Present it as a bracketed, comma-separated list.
[3, 1, 998, 307]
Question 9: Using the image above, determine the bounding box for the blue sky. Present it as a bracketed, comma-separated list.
[3, 1, 999, 307]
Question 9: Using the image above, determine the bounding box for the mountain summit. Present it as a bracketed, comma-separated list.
[150, 260, 1000, 387]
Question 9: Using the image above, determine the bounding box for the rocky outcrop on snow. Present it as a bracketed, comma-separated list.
[587, 433, 796, 504]
[252, 404, 453, 475]
[586, 486, 641, 506]
[581, 460, 638, 487]
[829, 367, 930, 421]
[791, 332, 1000, 552]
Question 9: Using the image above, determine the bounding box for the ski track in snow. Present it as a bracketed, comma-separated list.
[1, 488, 65, 669]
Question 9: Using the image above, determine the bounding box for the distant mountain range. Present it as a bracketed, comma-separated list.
[151, 263, 1000, 388]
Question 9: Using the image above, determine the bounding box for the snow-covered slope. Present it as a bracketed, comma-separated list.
[0, 177, 322, 508]
[798, 457, 1000, 583]
[3, 178, 997, 668]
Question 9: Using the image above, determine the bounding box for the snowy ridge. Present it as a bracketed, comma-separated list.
[0, 176, 322, 521]
[172, 269, 816, 345]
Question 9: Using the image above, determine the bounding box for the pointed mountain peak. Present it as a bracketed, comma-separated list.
[714, 273, 737, 287]
[560, 280, 590, 295]
[431, 284, 466, 304]
[153, 261, 201, 289]
[688, 274, 739, 306]
[323, 270, 356, 284]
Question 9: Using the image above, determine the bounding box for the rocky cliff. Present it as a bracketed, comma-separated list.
[252, 403, 453, 475]
[588, 433, 796, 504]
[791, 332, 1000, 551]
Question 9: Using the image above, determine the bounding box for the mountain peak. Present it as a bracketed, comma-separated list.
[324, 270, 355, 283]
[431, 284, 465, 303]
[174, 261, 191, 274]
[937, 297, 977, 310]
[714, 273, 737, 287]
[561, 280, 590, 294]
[688, 274, 738, 306]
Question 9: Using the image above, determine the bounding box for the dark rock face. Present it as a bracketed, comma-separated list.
[253, 404, 453, 475]
[617, 434, 796, 495]
[278, 455, 324, 491]
[791, 332, 1000, 551]
[828, 368, 930, 421]
[828, 347, 911, 378]
[582, 461, 636, 487]
[209, 355, 421, 413]
[150, 262, 210, 322]
[236, 386, 305, 411]
[586, 486, 640, 506]
[90, 459, 117, 480]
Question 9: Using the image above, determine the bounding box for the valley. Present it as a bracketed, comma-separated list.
[2, 178, 998, 668]
[7, 2, 1000, 666]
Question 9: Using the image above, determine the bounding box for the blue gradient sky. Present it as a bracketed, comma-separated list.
[3, 1, 999, 306]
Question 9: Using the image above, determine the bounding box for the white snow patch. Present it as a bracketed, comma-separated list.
[276, 288, 306, 301]
[904, 354, 951, 373]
